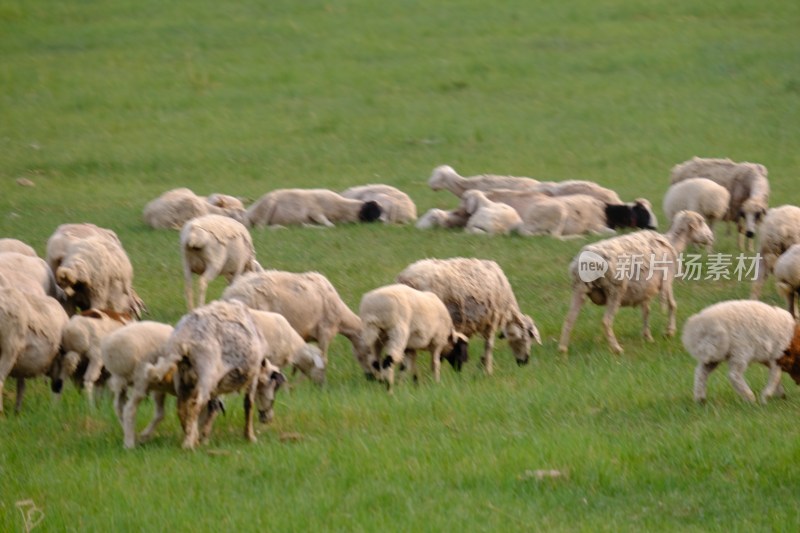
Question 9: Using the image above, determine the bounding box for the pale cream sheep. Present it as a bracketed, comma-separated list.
[415, 208, 470, 230]
[683, 300, 794, 404]
[340, 184, 417, 224]
[0, 287, 69, 414]
[669, 156, 769, 250]
[428, 165, 540, 197]
[0, 238, 37, 257]
[45, 222, 121, 274]
[533, 180, 623, 204]
[0, 252, 65, 302]
[143, 188, 246, 230]
[246, 188, 382, 228]
[359, 284, 468, 392]
[559, 210, 714, 354]
[662, 178, 731, 233]
[222, 270, 372, 376]
[773, 244, 800, 318]
[461, 190, 523, 235]
[750, 205, 800, 299]
[181, 214, 262, 310]
[396, 258, 541, 374]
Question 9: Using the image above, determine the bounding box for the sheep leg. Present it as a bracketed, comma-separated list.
[183, 260, 195, 310]
[139, 391, 166, 442]
[663, 282, 678, 338]
[309, 213, 335, 228]
[789, 290, 797, 319]
[405, 349, 419, 383]
[430, 348, 442, 383]
[760, 362, 784, 404]
[749, 254, 769, 299]
[693, 362, 719, 403]
[82, 349, 105, 408]
[243, 386, 257, 443]
[381, 327, 409, 393]
[480, 334, 496, 375]
[199, 401, 220, 443]
[558, 289, 586, 354]
[122, 386, 148, 449]
[727, 360, 756, 403]
[602, 292, 624, 354]
[14, 377, 26, 413]
[640, 301, 654, 342]
[179, 388, 206, 450]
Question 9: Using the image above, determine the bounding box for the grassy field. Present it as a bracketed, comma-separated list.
[2, 0, 800, 530]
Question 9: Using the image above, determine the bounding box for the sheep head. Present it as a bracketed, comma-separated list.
[502, 314, 541, 366]
[633, 198, 658, 230]
[740, 197, 768, 239]
[777, 324, 800, 385]
[442, 331, 470, 371]
[428, 165, 457, 191]
[257, 361, 286, 424]
[358, 201, 382, 223]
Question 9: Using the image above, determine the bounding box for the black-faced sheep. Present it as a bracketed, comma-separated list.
[559, 210, 714, 355]
[245, 188, 382, 228]
[181, 214, 262, 310]
[143, 187, 246, 230]
[340, 184, 417, 224]
[221, 270, 372, 376]
[428, 165, 540, 197]
[396, 257, 541, 374]
[359, 284, 468, 392]
[682, 300, 794, 404]
[750, 205, 800, 299]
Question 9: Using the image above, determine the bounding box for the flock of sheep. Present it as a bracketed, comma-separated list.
[2, 156, 800, 450]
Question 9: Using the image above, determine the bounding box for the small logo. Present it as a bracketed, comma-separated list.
[577, 251, 608, 282]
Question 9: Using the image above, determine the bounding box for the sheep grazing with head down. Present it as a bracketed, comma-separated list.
[359, 284, 469, 392]
[461, 189, 523, 235]
[669, 156, 769, 250]
[181, 214, 262, 310]
[428, 165, 540, 197]
[750, 205, 800, 300]
[773, 244, 800, 318]
[682, 300, 795, 404]
[0, 238, 37, 257]
[246, 188, 382, 228]
[662, 178, 731, 235]
[559, 210, 714, 355]
[340, 184, 417, 224]
[143, 188, 246, 230]
[396, 257, 541, 374]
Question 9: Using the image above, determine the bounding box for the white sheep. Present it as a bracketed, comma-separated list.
[0, 287, 69, 414]
[662, 178, 730, 237]
[773, 244, 800, 318]
[559, 210, 714, 354]
[683, 300, 794, 404]
[340, 184, 417, 224]
[459, 190, 523, 235]
[415, 208, 470, 230]
[181, 213, 263, 310]
[359, 283, 469, 392]
[143, 188, 246, 230]
[54, 308, 134, 406]
[396, 258, 541, 374]
[533, 180, 623, 204]
[669, 156, 769, 250]
[0, 252, 66, 302]
[0, 238, 37, 257]
[750, 205, 800, 299]
[428, 165, 540, 197]
[101, 321, 176, 448]
[45, 222, 121, 274]
[246, 188, 382, 228]
[222, 270, 372, 376]
[248, 309, 326, 385]
[146, 300, 286, 449]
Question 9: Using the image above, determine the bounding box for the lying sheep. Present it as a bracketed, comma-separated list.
[45, 222, 121, 274]
[559, 210, 714, 354]
[248, 309, 326, 385]
[54, 308, 134, 406]
[181, 214, 262, 310]
[0, 287, 69, 414]
[222, 270, 372, 375]
[669, 156, 769, 250]
[683, 300, 794, 404]
[0, 238, 37, 257]
[750, 205, 800, 299]
[533, 180, 623, 204]
[246, 188, 382, 228]
[0, 252, 66, 303]
[415, 208, 470, 230]
[461, 190, 523, 235]
[340, 184, 417, 224]
[147, 300, 286, 449]
[396, 258, 541, 374]
[101, 321, 175, 448]
[359, 284, 468, 392]
[662, 178, 730, 235]
[428, 165, 540, 197]
[773, 244, 800, 318]
[143, 188, 246, 230]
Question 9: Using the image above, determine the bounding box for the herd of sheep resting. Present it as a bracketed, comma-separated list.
[3, 156, 800, 450]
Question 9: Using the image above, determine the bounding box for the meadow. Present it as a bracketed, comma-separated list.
[1, 0, 800, 530]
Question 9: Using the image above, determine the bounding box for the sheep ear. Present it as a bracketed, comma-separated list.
[270, 370, 286, 388]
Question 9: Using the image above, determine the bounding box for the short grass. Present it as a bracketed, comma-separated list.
[2, 0, 800, 530]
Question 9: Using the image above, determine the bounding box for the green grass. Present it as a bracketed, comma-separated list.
[2, 0, 800, 530]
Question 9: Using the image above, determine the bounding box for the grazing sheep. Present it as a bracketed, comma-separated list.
[533, 180, 623, 204]
[415, 208, 470, 230]
[340, 184, 417, 224]
[750, 205, 800, 299]
[146, 300, 286, 449]
[559, 210, 714, 354]
[101, 321, 176, 448]
[683, 300, 794, 404]
[359, 284, 469, 392]
[0, 252, 66, 302]
[45, 222, 121, 274]
[53, 308, 134, 406]
[0, 238, 37, 257]
[773, 244, 800, 317]
[248, 309, 327, 385]
[246, 188, 382, 228]
[181, 214, 262, 310]
[396, 258, 541, 374]
[222, 270, 372, 376]
[55, 235, 146, 318]
[662, 178, 731, 233]
[428, 165, 540, 197]
[461, 190, 523, 235]
[143, 188, 246, 230]
[0, 287, 69, 414]
[669, 156, 769, 250]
